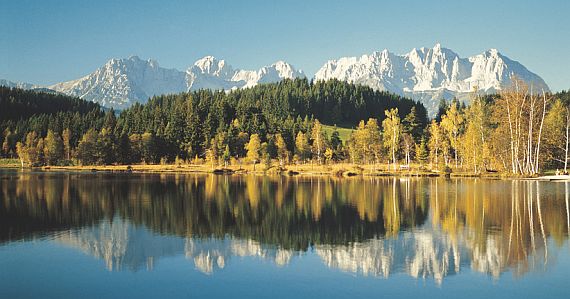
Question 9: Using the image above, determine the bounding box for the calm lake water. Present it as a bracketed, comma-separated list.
[1, 170, 569, 298]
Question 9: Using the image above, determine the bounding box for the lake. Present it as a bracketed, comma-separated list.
[1, 170, 569, 298]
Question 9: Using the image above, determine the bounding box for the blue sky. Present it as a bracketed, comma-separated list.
[1, 0, 569, 91]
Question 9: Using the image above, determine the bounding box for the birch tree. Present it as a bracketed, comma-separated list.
[311, 119, 325, 164]
[246, 133, 261, 171]
[461, 97, 489, 173]
[274, 133, 289, 166]
[382, 108, 402, 171]
[495, 79, 550, 175]
[295, 131, 310, 163]
[428, 120, 443, 167]
[440, 102, 464, 169]
[365, 118, 382, 164]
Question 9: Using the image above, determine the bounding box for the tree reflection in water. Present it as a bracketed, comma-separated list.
[1, 171, 568, 283]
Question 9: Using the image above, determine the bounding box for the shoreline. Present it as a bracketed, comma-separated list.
[3, 160, 566, 180]
[0, 163, 512, 179]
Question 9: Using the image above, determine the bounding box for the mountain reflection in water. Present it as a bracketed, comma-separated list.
[1, 171, 568, 284]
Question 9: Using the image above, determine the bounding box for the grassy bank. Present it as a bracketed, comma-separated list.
[0, 159, 21, 167]
[0, 158, 508, 178]
[322, 124, 353, 141]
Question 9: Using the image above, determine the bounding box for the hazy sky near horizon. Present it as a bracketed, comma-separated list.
[1, 0, 569, 91]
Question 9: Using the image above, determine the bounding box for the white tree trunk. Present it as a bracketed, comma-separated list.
[534, 91, 547, 174]
[506, 95, 516, 174]
[564, 108, 570, 173]
[527, 94, 534, 174]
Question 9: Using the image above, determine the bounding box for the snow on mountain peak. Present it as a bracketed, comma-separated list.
[47, 56, 304, 109]
[315, 44, 549, 116]
[259, 61, 305, 82]
[486, 48, 500, 55]
[187, 57, 305, 90]
[191, 56, 235, 78]
[26, 45, 548, 115]
[50, 57, 188, 109]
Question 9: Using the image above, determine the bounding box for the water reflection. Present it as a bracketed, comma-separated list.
[1, 171, 568, 283]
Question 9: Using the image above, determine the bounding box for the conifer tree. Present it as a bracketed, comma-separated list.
[97, 127, 115, 165]
[415, 138, 429, 166]
[76, 129, 98, 165]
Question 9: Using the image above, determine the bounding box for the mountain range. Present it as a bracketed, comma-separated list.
[315, 43, 549, 114]
[1, 44, 549, 115]
[46, 55, 305, 109]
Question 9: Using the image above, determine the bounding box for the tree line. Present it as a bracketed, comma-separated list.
[2, 79, 569, 175]
[110, 78, 427, 165]
[0, 80, 426, 167]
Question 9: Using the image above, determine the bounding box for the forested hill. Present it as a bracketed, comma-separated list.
[117, 78, 427, 138]
[0, 86, 101, 121]
[115, 78, 427, 160]
[1, 79, 427, 164]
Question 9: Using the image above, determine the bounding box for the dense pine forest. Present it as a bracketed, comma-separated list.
[1, 79, 569, 176]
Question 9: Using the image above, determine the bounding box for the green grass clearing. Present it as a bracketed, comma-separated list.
[322, 124, 354, 142]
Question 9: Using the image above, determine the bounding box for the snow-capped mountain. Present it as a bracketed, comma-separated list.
[49, 56, 305, 109]
[5, 45, 548, 114]
[315, 43, 549, 116]
[185, 56, 305, 91]
[49, 56, 188, 109]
